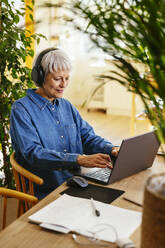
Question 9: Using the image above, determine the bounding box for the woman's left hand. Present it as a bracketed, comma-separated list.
[111, 146, 120, 157]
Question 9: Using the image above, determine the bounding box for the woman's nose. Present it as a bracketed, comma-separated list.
[60, 79, 68, 87]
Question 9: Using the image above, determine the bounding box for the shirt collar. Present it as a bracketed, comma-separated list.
[27, 89, 59, 110]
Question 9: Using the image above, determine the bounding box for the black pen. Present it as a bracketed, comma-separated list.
[90, 198, 100, 217]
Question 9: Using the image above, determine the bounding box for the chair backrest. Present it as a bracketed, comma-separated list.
[10, 152, 43, 210]
[0, 187, 38, 230]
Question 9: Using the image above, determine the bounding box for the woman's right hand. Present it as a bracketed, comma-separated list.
[77, 153, 113, 169]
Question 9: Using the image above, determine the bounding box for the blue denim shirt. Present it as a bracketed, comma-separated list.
[10, 89, 114, 199]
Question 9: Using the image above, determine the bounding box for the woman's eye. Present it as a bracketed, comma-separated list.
[53, 77, 69, 81]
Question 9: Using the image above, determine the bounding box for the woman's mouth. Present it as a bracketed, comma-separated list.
[56, 89, 64, 93]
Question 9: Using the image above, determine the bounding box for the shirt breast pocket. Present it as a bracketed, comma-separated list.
[64, 123, 78, 147]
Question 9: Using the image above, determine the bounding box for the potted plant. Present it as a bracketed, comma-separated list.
[0, 0, 44, 188]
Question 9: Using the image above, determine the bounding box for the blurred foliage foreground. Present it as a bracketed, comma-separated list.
[69, 0, 165, 147]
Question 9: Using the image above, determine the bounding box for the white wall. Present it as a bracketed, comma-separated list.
[64, 57, 145, 117]
[34, 2, 145, 117]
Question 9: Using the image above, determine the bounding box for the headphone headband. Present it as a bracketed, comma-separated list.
[31, 47, 58, 86]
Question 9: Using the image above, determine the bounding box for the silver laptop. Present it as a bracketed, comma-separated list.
[73, 131, 160, 185]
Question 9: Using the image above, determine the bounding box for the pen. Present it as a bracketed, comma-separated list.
[90, 198, 100, 217]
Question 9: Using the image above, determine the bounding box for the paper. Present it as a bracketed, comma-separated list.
[40, 223, 70, 234]
[29, 194, 141, 243]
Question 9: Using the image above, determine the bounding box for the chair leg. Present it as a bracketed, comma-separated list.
[17, 200, 21, 218]
[20, 201, 25, 216]
[17, 200, 25, 217]
[2, 197, 7, 229]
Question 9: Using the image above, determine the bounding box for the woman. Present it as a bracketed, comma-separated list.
[10, 48, 119, 199]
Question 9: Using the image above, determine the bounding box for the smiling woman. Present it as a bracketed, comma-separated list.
[10, 47, 118, 200]
[36, 70, 70, 101]
[34, 49, 71, 101]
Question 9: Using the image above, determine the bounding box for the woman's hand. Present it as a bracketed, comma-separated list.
[77, 153, 113, 169]
[111, 146, 120, 157]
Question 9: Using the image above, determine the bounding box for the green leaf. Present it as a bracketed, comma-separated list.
[26, 5, 33, 11]
[14, 14, 19, 24]
[29, 13, 34, 21]
[28, 49, 34, 57]
[37, 37, 40, 44]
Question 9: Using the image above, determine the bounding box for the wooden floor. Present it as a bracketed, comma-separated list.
[0, 108, 150, 231]
[78, 107, 150, 146]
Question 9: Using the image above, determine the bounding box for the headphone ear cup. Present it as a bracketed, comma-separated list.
[31, 47, 57, 86]
[37, 64, 45, 85]
[31, 64, 45, 86]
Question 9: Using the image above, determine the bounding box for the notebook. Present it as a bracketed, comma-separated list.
[72, 131, 160, 185]
[28, 194, 142, 243]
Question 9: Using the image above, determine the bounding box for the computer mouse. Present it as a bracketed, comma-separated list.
[67, 176, 88, 188]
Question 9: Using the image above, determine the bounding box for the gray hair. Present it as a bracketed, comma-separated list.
[41, 49, 72, 76]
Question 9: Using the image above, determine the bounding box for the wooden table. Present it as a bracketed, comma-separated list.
[0, 156, 164, 248]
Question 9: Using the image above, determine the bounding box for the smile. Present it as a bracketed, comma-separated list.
[56, 90, 64, 93]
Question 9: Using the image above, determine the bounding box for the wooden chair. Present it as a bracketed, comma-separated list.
[0, 187, 38, 229]
[10, 152, 44, 211]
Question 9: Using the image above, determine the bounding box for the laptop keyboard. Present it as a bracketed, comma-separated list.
[83, 167, 112, 183]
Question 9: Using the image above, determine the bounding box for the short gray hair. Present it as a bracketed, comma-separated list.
[41, 49, 72, 76]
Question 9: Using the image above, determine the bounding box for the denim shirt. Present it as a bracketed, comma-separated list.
[10, 89, 114, 199]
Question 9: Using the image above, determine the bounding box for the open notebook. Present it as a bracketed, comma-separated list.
[28, 194, 142, 243]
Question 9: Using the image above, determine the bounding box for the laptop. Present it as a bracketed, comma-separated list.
[72, 131, 160, 185]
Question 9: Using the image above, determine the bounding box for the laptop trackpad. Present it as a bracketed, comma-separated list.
[80, 167, 101, 174]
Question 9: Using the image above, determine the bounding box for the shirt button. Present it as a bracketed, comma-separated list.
[52, 107, 55, 111]
[57, 120, 60, 124]
[61, 135, 64, 138]
[64, 149, 67, 152]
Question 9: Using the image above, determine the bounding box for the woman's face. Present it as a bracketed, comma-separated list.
[37, 69, 70, 101]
